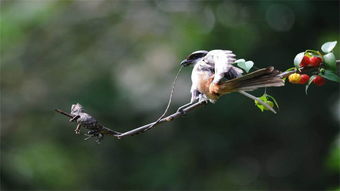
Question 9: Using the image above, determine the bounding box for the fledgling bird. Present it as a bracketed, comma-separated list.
[69, 103, 120, 143]
[179, 49, 284, 112]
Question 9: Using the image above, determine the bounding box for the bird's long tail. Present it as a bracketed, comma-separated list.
[210, 66, 284, 95]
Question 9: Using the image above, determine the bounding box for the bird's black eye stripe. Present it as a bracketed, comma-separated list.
[187, 51, 208, 60]
[187, 53, 205, 60]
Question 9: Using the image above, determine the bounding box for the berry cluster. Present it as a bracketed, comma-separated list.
[253, 41, 338, 113]
[288, 73, 325, 86]
[288, 54, 326, 86]
[287, 41, 338, 93]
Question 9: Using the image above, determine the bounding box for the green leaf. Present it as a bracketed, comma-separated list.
[254, 95, 267, 112]
[235, 59, 245, 69]
[323, 52, 336, 71]
[255, 103, 265, 112]
[254, 94, 279, 112]
[266, 94, 279, 109]
[235, 59, 245, 64]
[321, 41, 337, 53]
[244, 61, 254, 72]
[305, 50, 322, 57]
[319, 70, 340, 83]
[235, 59, 253, 73]
[294, 52, 304, 68]
[305, 75, 316, 95]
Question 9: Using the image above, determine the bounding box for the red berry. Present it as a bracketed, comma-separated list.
[312, 75, 326, 86]
[298, 74, 310, 84]
[299, 56, 309, 67]
[308, 56, 322, 67]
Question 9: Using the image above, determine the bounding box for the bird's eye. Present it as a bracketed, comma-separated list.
[187, 50, 208, 60]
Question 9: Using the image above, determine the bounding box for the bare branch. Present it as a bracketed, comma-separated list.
[55, 109, 74, 118]
[55, 100, 208, 140]
[116, 100, 208, 138]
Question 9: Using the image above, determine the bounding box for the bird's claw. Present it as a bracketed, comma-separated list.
[84, 130, 104, 143]
[75, 129, 81, 134]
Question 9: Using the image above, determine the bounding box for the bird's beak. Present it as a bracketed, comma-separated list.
[180, 59, 191, 67]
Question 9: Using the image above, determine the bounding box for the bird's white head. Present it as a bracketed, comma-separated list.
[180, 50, 208, 67]
[70, 103, 84, 115]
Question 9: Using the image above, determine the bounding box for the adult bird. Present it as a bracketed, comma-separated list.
[179, 49, 284, 113]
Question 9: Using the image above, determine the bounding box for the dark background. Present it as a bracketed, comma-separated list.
[1, 0, 339, 190]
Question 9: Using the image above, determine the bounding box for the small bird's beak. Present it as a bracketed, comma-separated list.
[180, 59, 191, 67]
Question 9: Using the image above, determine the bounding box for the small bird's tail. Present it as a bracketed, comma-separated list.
[210, 66, 284, 95]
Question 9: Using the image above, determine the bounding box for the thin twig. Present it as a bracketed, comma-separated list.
[116, 100, 208, 138]
[55, 109, 74, 118]
[146, 66, 183, 130]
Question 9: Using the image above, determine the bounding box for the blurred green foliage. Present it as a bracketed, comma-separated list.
[1, 0, 339, 190]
